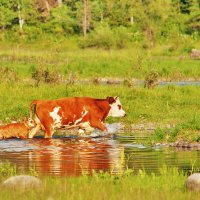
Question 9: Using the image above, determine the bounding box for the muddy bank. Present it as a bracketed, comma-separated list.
[169, 141, 200, 150]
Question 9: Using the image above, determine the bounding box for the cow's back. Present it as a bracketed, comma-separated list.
[35, 97, 102, 114]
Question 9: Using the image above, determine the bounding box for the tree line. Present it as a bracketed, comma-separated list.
[0, 0, 199, 46]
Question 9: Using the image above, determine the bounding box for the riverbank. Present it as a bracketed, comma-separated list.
[0, 163, 199, 200]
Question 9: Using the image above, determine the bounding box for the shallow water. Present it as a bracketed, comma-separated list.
[78, 79, 200, 86]
[0, 134, 199, 176]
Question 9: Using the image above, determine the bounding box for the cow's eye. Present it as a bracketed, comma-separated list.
[118, 105, 122, 110]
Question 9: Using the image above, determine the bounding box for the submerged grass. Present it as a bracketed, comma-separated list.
[0, 163, 199, 200]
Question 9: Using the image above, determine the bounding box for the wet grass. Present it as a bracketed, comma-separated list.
[0, 163, 199, 200]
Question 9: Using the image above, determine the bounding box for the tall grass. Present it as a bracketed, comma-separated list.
[0, 43, 200, 80]
[0, 83, 199, 124]
[0, 164, 199, 200]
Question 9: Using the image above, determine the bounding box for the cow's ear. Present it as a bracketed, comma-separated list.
[114, 96, 119, 100]
[107, 97, 116, 104]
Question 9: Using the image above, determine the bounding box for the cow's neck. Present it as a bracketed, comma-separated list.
[96, 100, 110, 122]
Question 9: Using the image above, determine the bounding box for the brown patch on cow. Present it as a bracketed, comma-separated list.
[106, 97, 116, 104]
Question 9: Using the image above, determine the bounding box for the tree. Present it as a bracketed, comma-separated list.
[0, 0, 18, 30]
[82, 0, 89, 36]
[173, 0, 200, 14]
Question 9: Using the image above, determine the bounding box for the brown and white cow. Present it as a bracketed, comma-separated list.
[29, 97, 126, 138]
[0, 118, 35, 139]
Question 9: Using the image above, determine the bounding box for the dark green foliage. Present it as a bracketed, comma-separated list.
[0, 0, 199, 44]
[185, 14, 200, 34]
[154, 128, 165, 140]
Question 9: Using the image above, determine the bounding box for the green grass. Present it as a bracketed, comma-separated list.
[0, 43, 200, 80]
[0, 42, 199, 142]
[0, 83, 199, 124]
[0, 82, 199, 142]
[0, 164, 199, 200]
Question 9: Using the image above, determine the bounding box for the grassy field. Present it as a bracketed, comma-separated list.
[0, 42, 200, 142]
[0, 163, 199, 200]
[0, 82, 199, 142]
[0, 43, 200, 80]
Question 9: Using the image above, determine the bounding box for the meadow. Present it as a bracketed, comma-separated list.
[0, 42, 200, 80]
[0, 42, 200, 143]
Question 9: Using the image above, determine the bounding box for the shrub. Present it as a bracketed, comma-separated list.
[0, 67, 18, 82]
[114, 27, 131, 49]
[80, 23, 115, 49]
[31, 66, 60, 86]
[153, 128, 165, 141]
[144, 70, 159, 89]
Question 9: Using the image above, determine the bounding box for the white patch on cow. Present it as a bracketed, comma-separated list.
[108, 97, 126, 117]
[50, 107, 62, 129]
[74, 107, 88, 125]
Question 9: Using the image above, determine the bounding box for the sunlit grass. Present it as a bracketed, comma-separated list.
[0, 82, 199, 142]
[0, 43, 200, 80]
[0, 83, 199, 124]
[0, 163, 199, 200]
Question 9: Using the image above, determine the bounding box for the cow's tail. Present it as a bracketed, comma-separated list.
[30, 100, 39, 119]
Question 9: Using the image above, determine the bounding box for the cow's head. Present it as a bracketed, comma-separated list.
[107, 97, 126, 117]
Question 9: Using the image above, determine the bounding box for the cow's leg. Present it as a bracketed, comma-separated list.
[28, 124, 41, 138]
[90, 119, 107, 132]
[44, 127, 54, 139]
[42, 122, 54, 138]
[37, 116, 54, 138]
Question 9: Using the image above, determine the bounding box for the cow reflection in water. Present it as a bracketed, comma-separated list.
[27, 138, 124, 176]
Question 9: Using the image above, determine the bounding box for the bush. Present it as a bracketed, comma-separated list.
[80, 23, 115, 49]
[144, 70, 159, 89]
[154, 128, 165, 140]
[31, 66, 60, 86]
[0, 67, 18, 82]
[114, 27, 131, 49]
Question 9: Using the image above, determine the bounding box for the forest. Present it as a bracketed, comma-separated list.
[0, 0, 200, 49]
